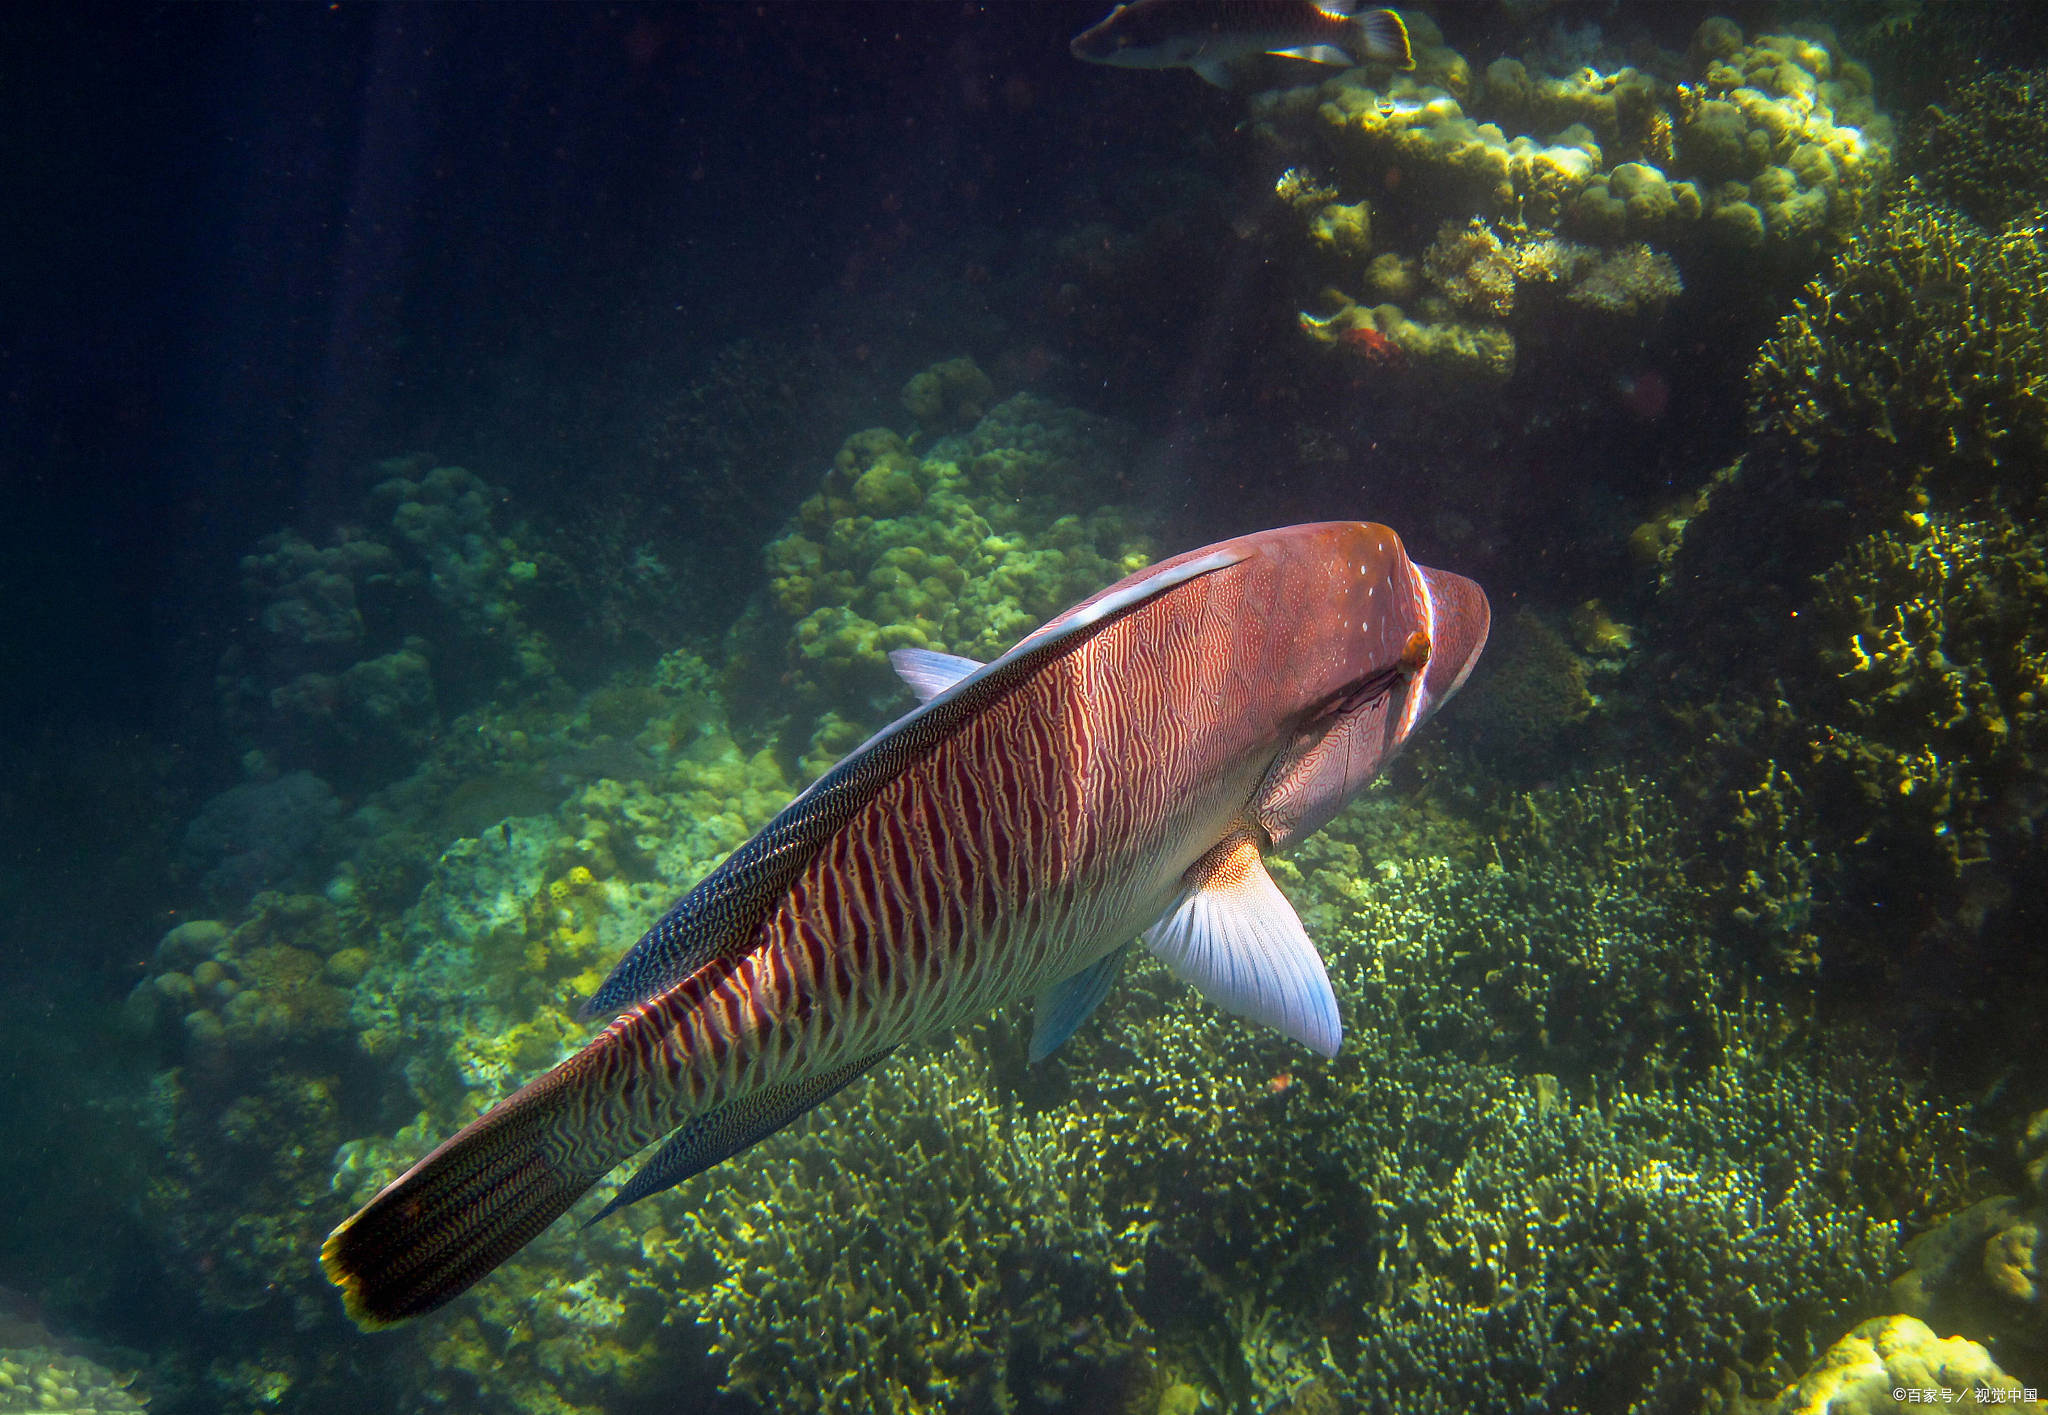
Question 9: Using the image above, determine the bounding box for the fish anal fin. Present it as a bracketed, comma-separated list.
[1268, 43, 1353, 66]
[1029, 942, 1130, 1062]
[584, 1048, 895, 1224]
[1142, 833, 1340, 1057]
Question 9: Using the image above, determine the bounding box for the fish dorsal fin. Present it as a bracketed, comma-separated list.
[578, 546, 1249, 1020]
[1029, 942, 1131, 1062]
[1142, 832, 1341, 1057]
[583, 1048, 894, 1225]
[888, 648, 985, 704]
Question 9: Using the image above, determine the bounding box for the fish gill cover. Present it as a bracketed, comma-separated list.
[6, 3, 2048, 1415]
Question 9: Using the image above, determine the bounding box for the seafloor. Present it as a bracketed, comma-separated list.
[4, 4, 2047, 1414]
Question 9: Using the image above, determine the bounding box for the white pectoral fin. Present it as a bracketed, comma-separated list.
[1142, 834, 1341, 1057]
[1029, 942, 1130, 1062]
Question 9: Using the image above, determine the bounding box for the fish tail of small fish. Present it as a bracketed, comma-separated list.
[1347, 8, 1413, 69]
[321, 1047, 639, 1328]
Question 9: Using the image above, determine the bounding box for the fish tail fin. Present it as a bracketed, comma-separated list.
[320, 1067, 611, 1329]
[1348, 9, 1413, 69]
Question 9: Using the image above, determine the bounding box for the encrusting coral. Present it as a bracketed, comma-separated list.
[1260, 15, 1890, 395]
[1762, 1316, 2045, 1415]
[756, 388, 1154, 745]
[0, 1348, 149, 1413]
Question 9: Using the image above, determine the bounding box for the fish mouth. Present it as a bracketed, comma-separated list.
[1418, 565, 1490, 706]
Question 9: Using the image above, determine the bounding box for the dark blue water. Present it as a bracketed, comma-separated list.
[4, 4, 2046, 1412]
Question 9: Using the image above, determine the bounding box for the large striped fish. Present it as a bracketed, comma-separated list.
[322, 522, 1487, 1326]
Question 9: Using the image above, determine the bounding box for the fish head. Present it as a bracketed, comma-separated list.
[1070, 1, 1206, 69]
[1244, 521, 1489, 847]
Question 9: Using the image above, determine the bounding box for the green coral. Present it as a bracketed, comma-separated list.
[0, 1349, 148, 1413]
[899, 355, 995, 433]
[760, 393, 1153, 737]
[1807, 505, 2048, 891]
[1750, 198, 2048, 496]
[1258, 16, 1890, 402]
[1905, 68, 2048, 226]
[630, 1041, 1149, 1415]
[1031, 770, 1969, 1413]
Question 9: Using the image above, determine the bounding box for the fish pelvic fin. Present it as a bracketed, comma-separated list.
[321, 1068, 607, 1328]
[1143, 831, 1341, 1057]
[585, 1048, 895, 1225]
[1029, 942, 1131, 1062]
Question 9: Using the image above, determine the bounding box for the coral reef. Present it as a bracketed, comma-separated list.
[1904, 68, 2048, 226]
[1890, 1108, 2048, 1387]
[123, 368, 2018, 1415]
[1807, 507, 2048, 895]
[1031, 770, 1971, 1413]
[1750, 198, 2048, 502]
[217, 459, 570, 789]
[1258, 14, 1890, 401]
[755, 392, 1154, 740]
[638, 1041, 1149, 1415]
[1762, 1316, 2044, 1414]
[0, 1348, 148, 1413]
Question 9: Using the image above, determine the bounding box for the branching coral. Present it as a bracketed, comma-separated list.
[630, 1040, 1150, 1415]
[1809, 508, 2048, 863]
[1905, 68, 2048, 227]
[1029, 769, 1971, 1414]
[1752, 198, 2048, 497]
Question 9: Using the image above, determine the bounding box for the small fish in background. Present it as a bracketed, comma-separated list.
[1615, 368, 1671, 421]
[1071, 0, 1413, 87]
